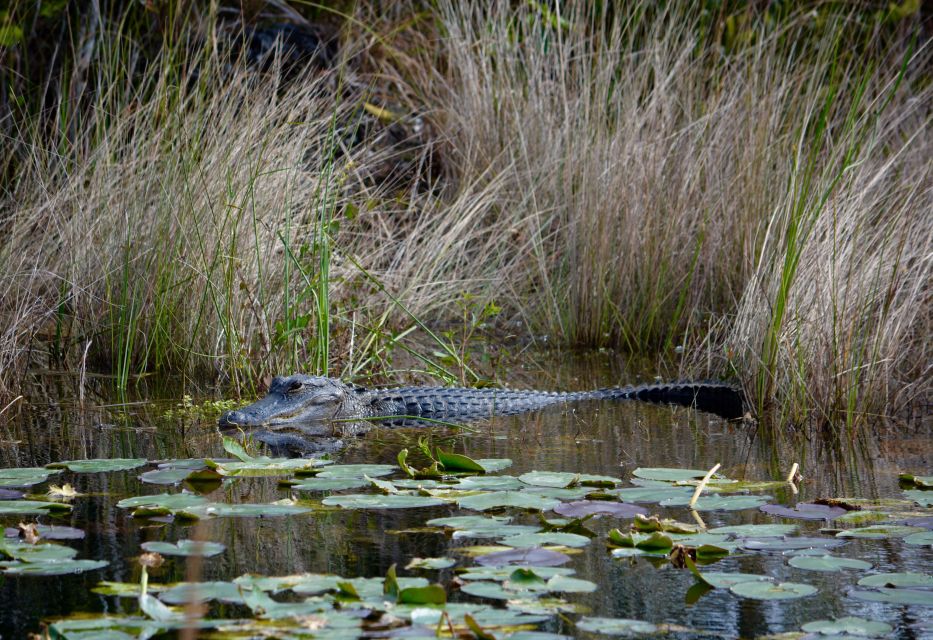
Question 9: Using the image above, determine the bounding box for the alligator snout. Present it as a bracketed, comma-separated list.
[219, 409, 254, 428]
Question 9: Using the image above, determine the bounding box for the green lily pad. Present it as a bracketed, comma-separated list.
[694, 573, 771, 589]
[905, 531, 933, 545]
[315, 464, 397, 478]
[140, 539, 226, 557]
[632, 468, 712, 482]
[459, 567, 575, 582]
[181, 502, 315, 519]
[116, 493, 209, 516]
[322, 494, 444, 509]
[553, 500, 647, 519]
[455, 476, 525, 491]
[0, 467, 61, 488]
[544, 574, 597, 593]
[427, 515, 512, 529]
[577, 617, 658, 635]
[899, 474, 933, 488]
[708, 524, 797, 537]
[158, 582, 244, 604]
[836, 525, 925, 539]
[760, 503, 847, 520]
[0, 540, 77, 561]
[730, 581, 817, 600]
[857, 572, 933, 588]
[850, 588, 933, 606]
[474, 547, 571, 567]
[405, 556, 455, 570]
[661, 494, 771, 511]
[474, 459, 513, 473]
[457, 491, 559, 512]
[801, 616, 893, 637]
[498, 532, 591, 548]
[742, 536, 845, 551]
[48, 458, 147, 473]
[455, 525, 543, 539]
[521, 486, 593, 501]
[138, 469, 191, 485]
[289, 477, 369, 492]
[460, 581, 538, 600]
[788, 555, 872, 572]
[0, 500, 72, 515]
[608, 530, 673, 550]
[518, 471, 582, 488]
[1, 558, 108, 576]
[905, 490, 933, 507]
[611, 486, 695, 503]
[436, 448, 485, 473]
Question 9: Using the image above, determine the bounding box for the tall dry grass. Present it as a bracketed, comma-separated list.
[0, 2, 929, 426]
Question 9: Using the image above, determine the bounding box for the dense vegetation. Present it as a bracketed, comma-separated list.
[0, 1, 929, 429]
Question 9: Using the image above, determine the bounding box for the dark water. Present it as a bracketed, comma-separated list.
[0, 351, 930, 638]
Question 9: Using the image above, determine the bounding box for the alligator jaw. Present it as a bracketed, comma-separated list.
[218, 375, 355, 428]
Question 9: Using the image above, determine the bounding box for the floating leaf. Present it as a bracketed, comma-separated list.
[611, 486, 695, 503]
[141, 539, 226, 557]
[545, 574, 597, 593]
[139, 469, 191, 485]
[181, 502, 315, 519]
[905, 531, 933, 545]
[850, 588, 933, 606]
[632, 468, 712, 482]
[577, 617, 658, 635]
[0, 500, 71, 515]
[456, 475, 524, 491]
[836, 525, 925, 539]
[553, 500, 647, 519]
[289, 477, 369, 492]
[322, 494, 444, 509]
[498, 532, 591, 548]
[730, 581, 817, 600]
[0, 467, 61, 488]
[117, 493, 209, 516]
[694, 572, 772, 589]
[475, 547, 571, 567]
[48, 458, 147, 473]
[760, 503, 847, 520]
[459, 566, 575, 582]
[742, 536, 846, 551]
[1, 558, 108, 576]
[316, 464, 397, 478]
[904, 490, 933, 507]
[899, 474, 933, 489]
[708, 524, 798, 537]
[519, 471, 581, 488]
[0, 540, 77, 561]
[158, 581, 244, 605]
[398, 584, 446, 604]
[857, 572, 933, 588]
[662, 494, 770, 511]
[473, 459, 513, 473]
[457, 491, 559, 512]
[405, 556, 455, 570]
[788, 555, 872, 572]
[801, 616, 893, 637]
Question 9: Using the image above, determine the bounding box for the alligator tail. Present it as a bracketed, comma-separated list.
[590, 382, 745, 419]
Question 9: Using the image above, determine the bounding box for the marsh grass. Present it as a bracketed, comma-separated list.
[0, 2, 929, 427]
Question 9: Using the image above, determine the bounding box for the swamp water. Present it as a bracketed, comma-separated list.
[0, 352, 930, 638]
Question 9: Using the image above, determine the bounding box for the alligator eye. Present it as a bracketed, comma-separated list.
[286, 380, 304, 393]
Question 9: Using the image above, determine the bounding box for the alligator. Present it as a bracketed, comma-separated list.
[218, 375, 745, 453]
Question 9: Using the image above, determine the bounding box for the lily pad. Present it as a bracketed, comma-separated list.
[857, 572, 933, 588]
[315, 464, 397, 479]
[289, 477, 370, 492]
[116, 493, 209, 516]
[0, 540, 77, 561]
[788, 555, 872, 572]
[836, 525, 925, 539]
[405, 557, 455, 570]
[611, 486, 695, 503]
[742, 536, 845, 551]
[661, 494, 770, 511]
[905, 490, 933, 507]
[904, 531, 933, 545]
[322, 494, 444, 509]
[694, 573, 772, 589]
[0, 500, 72, 515]
[730, 581, 817, 600]
[0, 467, 61, 487]
[48, 458, 147, 473]
[1, 558, 108, 576]
[498, 532, 591, 548]
[801, 616, 893, 637]
[553, 501, 647, 519]
[427, 515, 512, 529]
[139, 469, 192, 485]
[181, 502, 315, 519]
[475, 547, 571, 567]
[707, 524, 797, 537]
[850, 588, 933, 606]
[760, 503, 847, 520]
[457, 491, 559, 512]
[158, 581, 244, 604]
[632, 468, 712, 482]
[141, 539, 226, 557]
[455, 476, 525, 491]
[577, 617, 658, 635]
[459, 566, 575, 582]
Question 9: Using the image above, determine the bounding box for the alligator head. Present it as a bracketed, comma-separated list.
[218, 374, 361, 428]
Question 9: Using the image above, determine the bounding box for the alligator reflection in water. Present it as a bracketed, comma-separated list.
[219, 374, 746, 454]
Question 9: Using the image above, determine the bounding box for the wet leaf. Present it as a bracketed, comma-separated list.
[474, 547, 571, 567]
[398, 584, 446, 604]
[427, 514, 512, 529]
[632, 468, 712, 482]
[455, 475, 525, 491]
[760, 503, 847, 520]
[553, 500, 647, 519]
[518, 471, 581, 488]
[903, 490, 931, 507]
[836, 525, 925, 539]
[289, 477, 369, 492]
[498, 532, 591, 548]
[474, 459, 512, 473]
[857, 572, 933, 588]
[694, 572, 771, 589]
[48, 458, 147, 473]
[742, 536, 845, 551]
[322, 494, 444, 509]
[905, 531, 933, 545]
[577, 617, 657, 635]
[181, 502, 314, 519]
[405, 556, 455, 570]
[899, 474, 933, 489]
[611, 486, 695, 503]
[315, 464, 397, 478]
[0, 467, 61, 488]
[158, 581, 244, 604]
[707, 524, 797, 537]
[21, 524, 84, 540]
[801, 616, 893, 637]
[457, 491, 559, 512]
[436, 448, 485, 473]
[0, 540, 77, 561]
[1, 558, 108, 576]
[545, 574, 597, 593]
[141, 539, 226, 557]
[116, 493, 209, 516]
[459, 566, 575, 582]
[850, 588, 933, 606]
[730, 581, 817, 600]
[662, 494, 771, 511]
[788, 555, 872, 572]
[0, 500, 71, 515]
[138, 469, 191, 485]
